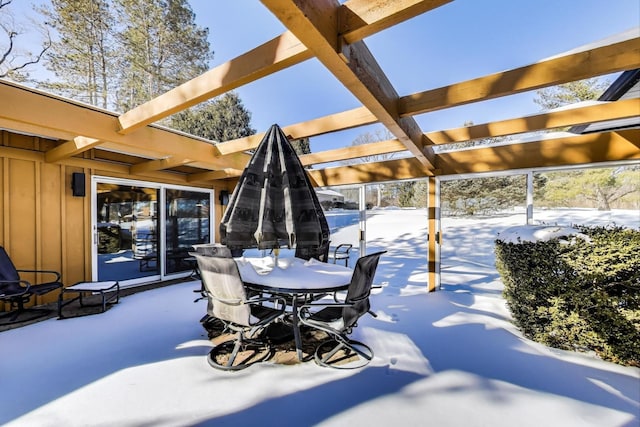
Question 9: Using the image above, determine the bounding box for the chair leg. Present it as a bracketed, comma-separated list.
[206, 332, 273, 371]
[314, 337, 373, 369]
[226, 339, 243, 368]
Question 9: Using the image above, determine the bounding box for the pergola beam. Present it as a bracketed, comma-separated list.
[0, 80, 247, 170]
[117, 0, 445, 135]
[426, 98, 640, 144]
[435, 130, 640, 175]
[299, 138, 406, 165]
[307, 130, 640, 186]
[214, 106, 376, 156]
[45, 136, 102, 163]
[400, 37, 640, 116]
[309, 156, 428, 186]
[129, 157, 196, 175]
[187, 168, 243, 183]
[261, 0, 436, 171]
[117, 31, 312, 134]
[339, 0, 452, 44]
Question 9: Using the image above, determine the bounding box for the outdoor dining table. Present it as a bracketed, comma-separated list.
[235, 256, 353, 361]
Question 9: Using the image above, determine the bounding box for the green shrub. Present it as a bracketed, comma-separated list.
[495, 226, 640, 366]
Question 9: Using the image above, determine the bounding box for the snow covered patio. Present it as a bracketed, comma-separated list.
[1, 209, 638, 427]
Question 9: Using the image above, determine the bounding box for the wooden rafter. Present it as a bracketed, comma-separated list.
[117, 0, 445, 135]
[307, 130, 640, 186]
[309, 156, 428, 186]
[187, 169, 243, 183]
[425, 98, 640, 144]
[0, 117, 77, 142]
[299, 138, 407, 165]
[435, 130, 640, 175]
[0, 80, 247, 170]
[45, 136, 102, 163]
[261, 0, 436, 171]
[117, 31, 311, 134]
[400, 37, 640, 116]
[339, 0, 452, 44]
[297, 98, 640, 165]
[214, 106, 376, 156]
[0, 5, 637, 187]
[130, 157, 196, 175]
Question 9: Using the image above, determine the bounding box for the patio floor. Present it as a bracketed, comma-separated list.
[0, 209, 638, 426]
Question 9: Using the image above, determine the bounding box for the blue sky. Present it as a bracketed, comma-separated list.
[9, 0, 640, 152]
[189, 0, 640, 152]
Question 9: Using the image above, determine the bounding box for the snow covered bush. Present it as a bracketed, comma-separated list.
[495, 225, 640, 366]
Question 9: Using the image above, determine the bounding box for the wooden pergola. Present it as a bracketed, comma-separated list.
[0, 0, 638, 291]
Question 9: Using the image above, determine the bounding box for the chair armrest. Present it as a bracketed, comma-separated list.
[16, 269, 62, 282]
[210, 295, 244, 305]
[300, 302, 351, 313]
[248, 295, 287, 307]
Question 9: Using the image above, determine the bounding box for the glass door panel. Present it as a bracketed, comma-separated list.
[96, 183, 159, 281]
[165, 189, 211, 275]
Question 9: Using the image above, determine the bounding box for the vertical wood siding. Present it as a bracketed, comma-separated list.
[1, 130, 227, 310]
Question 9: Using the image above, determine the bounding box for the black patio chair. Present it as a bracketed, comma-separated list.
[299, 250, 386, 369]
[328, 243, 353, 266]
[193, 249, 286, 371]
[0, 246, 63, 323]
[295, 238, 331, 263]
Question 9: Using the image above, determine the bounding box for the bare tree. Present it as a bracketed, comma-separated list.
[0, 0, 51, 80]
[343, 128, 397, 165]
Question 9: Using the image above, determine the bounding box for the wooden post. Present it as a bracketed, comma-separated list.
[427, 177, 440, 292]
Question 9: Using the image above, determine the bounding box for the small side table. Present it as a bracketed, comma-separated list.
[58, 281, 119, 319]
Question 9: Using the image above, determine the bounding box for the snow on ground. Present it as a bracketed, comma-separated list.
[0, 209, 638, 426]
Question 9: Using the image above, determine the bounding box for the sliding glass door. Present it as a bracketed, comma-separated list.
[165, 188, 211, 274]
[93, 177, 213, 286]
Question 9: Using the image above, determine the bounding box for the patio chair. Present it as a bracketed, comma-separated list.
[295, 239, 331, 263]
[327, 243, 352, 266]
[0, 246, 63, 323]
[193, 250, 286, 371]
[299, 250, 386, 369]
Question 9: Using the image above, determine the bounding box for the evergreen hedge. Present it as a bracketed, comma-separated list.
[495, 225, 640, 366]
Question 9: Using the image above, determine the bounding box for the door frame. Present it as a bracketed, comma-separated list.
[91, 176, 215, 287]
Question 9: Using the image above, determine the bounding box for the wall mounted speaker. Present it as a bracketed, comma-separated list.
[72, 172, 86, 197]
[219, 190, 229, 206]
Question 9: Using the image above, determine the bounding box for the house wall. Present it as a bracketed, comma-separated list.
[0, 130, 229, 310]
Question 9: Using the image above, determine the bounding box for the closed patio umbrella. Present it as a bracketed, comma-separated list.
[220, 124, 329, 258]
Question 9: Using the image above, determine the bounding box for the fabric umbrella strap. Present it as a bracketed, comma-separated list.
[220, 124, 329, 251]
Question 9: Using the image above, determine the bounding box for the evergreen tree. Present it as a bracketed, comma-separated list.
[411, 179, 428, 208]
[39, 0, 114, 108]
[442, 175, 526, 215]
[540, 168, 640, 210]
[534, 78, 609, 110]
[533, 77, 637, 211]
[170, 92, 254, 142]
[289, 137, 311, 156]
[114, 0, 212, 111]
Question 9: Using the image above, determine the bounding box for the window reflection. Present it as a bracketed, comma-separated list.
[165, 189, 211, 274]
[97, 183, 159, 281]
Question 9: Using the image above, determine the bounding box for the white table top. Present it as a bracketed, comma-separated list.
[235, 256, 352, 293]
[65, 281, 118, 291]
